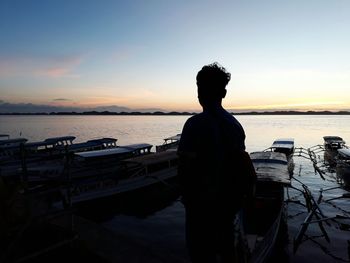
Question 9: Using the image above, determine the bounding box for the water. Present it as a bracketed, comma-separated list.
[1, 115, 350, 262]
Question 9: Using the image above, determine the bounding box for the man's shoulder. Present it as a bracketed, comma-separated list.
[184, 113, 206, 126]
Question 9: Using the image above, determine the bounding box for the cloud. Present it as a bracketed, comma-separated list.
[36, 55, 82, 78]
[0, 55, 83, 78]
[52, 98, 71, 102]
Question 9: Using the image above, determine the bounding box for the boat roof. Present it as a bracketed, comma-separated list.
[323, 136, 344, 143]
[0, 138, 28, 146]
[44, 136, 76, 144]
[75, 147, 134, 159]
[64, 141, 102, 151]
[25, 141, 52, 148]
[250, 151, 290, 185]
[87, 137, 118, 144]
[74, 143, 152, 159]
[123, 151, 177, 166]
[121, 143, 152, 150]
[338, 148, 350, 158]
[164, 134, 181, 141]
[272, 138, 295, 149]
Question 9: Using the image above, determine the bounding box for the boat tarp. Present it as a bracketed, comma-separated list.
[250, 151, 290, 185]
[123, 151, 177, 166]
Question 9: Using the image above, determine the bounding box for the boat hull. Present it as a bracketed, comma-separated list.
[336, 163, 350, 186]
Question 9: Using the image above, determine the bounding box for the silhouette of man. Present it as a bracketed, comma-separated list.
[177, 63, 256, 263]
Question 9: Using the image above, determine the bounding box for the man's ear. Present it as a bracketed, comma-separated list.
[222, 89, 227, 98]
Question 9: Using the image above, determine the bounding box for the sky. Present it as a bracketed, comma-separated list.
[1, 0, 350, 112]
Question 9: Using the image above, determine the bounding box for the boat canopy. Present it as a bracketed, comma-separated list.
[122, 143, 152, 151]
[44, 136, 76, 145]
[338, 149, 350, 158]
[75, 147, 134, 159]
[250, 151, 290, 185]
[25, 141, 53, 148]
[61, 141, 102, 151]
[323, 136, 345, 143]
[88, 137, 117, 143]
[271, 138, 295, 150]
[75, 143, 152, 159]
[164, 134, 181, 142]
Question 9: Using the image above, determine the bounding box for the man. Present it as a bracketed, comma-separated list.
[177, 63, 256, 263]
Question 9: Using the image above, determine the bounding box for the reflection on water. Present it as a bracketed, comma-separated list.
[2, 115, 350, 262]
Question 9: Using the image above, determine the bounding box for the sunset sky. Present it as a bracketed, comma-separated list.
[1, 0, 350, 112]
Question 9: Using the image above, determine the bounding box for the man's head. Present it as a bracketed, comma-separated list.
[196, 63, 231, 108]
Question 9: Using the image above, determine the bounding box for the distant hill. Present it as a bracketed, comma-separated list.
[1, 110, 350, 116]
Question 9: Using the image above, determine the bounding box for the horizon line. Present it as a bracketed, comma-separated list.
[1, 110, 350, 116]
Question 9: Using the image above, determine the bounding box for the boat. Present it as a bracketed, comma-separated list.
[264, 138, 295, 175]
[0, 136, 75, 162]
[239, 151, 290, 263]
[323, 136, 346, 166]
[156, 134, 181, 152]
[57, 150, 179, 208]
[336, 148, 350, 186]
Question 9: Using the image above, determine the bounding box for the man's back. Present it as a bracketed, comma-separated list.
[178, 107, 246, 206]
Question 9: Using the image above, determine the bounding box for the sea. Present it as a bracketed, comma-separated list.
[1, 114, 350, 262]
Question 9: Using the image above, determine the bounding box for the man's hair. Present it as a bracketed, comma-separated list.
[196, 62, 231, 92]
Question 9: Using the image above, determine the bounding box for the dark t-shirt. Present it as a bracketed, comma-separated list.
[177, 107, 246, 206]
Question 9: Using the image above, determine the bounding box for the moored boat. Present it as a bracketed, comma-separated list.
[57, 150, 179, 208]
[336, 148, 350, 186]
[323, 136, 346, 166]
[156, 134, 181, 152]
[264, 138, 295, 175]
[239, 151, 290, 263]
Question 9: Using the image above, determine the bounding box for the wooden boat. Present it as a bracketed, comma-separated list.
[156, 134, 181, 152]
[264, 138, 295, 175]
[323, 136, 346, 166]
[56, 150, 178, 208]
[0, 136, 75, 162]
[239, 151, 290, 263]
[336, 148, 350, 186]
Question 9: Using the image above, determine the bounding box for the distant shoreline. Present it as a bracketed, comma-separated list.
[1, 110, 350, 116]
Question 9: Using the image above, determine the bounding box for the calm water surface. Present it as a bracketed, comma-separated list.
[1, 115, 350, 262]
[2, 115, 350, 150]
